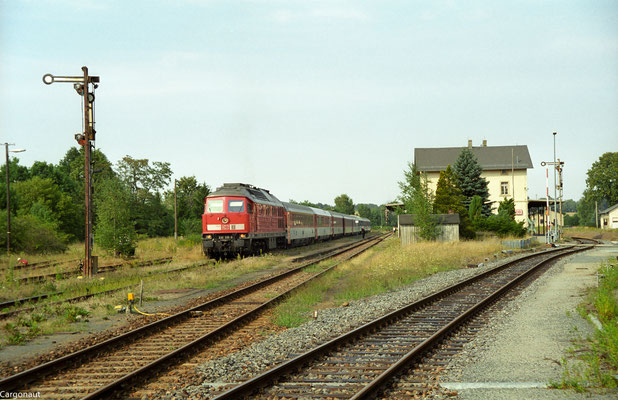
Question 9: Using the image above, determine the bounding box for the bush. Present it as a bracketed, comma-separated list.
[473, 213, 526, 237]
[179, 218, 202, 236]
[0, 210, 68, 253]
[178, 233, 202, 247]
[564, 214, 580, 227]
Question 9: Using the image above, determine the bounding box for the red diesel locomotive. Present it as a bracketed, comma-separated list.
[202, 183, 370, 258]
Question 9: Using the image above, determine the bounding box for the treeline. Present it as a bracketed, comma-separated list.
[563, 152, 617, 227]
[0, 146, 210, 254]
[397, 148, 526, 240]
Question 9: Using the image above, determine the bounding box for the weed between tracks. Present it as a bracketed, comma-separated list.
[273, 237, 504, 328]
[551, 259, 618, 392]
[0, 237, 290, 348]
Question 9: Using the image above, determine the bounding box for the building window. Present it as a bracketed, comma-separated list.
[500, 182, 509, 195]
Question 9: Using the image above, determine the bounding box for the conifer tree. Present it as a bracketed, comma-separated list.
[453, 148, 492, 216]
[433, 165, 464, 214]
[434, 165, 475, 239]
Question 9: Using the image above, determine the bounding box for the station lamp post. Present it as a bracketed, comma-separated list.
[43, 66, 100, 277]
[5, 144, 25, 255]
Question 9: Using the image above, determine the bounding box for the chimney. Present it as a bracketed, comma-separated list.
[467, 139, 472, 148]
[482, 139, 487, 147]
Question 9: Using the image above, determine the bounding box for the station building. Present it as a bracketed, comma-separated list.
[414, 140, 533, 226]
[600, 203, 618, 229]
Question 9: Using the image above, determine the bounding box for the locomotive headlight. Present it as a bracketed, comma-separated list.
[240, 234, 246, 238]
[206, 235, 212, 239]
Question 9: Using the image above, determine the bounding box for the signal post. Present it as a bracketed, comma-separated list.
[43, 67, 99, 277]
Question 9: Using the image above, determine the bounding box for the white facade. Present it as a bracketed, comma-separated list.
[416, 141, 533, 226]
[600, 204, 618, 229]
[425, 168, 529, 225]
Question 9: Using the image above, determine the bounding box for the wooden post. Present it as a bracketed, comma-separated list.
[139, 279, 144, 307]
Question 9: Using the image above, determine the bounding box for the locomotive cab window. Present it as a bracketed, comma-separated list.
[206, 199, 223, 213]
[228, 200, 245, 212]
[247, 203, 253, 214]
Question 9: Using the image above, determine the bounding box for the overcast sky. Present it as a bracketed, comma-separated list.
[1, 0, 616, 205]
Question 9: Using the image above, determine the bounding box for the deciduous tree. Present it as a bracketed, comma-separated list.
[13, 177, 82, 241]
[584, 152, 618, 205]
[95, 178, 137, 256]
[117, 156, 173, 237]
[356, 204, 372, 219]
[434, 165, 474, 238]
[398, 162, 437, 240]
[117, 156, 172, 194]
[433, 165, 464, 214]
[170, 176, 211, 235]
[334, 194, 354, 215]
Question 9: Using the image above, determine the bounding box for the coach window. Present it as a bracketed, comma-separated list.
[206, 199, 223, 213]
[228, 200, 245, 212]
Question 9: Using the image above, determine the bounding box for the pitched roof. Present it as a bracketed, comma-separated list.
[414, 145, 533, 172]
[600, 203, 618, 215]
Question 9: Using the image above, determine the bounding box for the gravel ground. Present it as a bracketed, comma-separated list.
[441, 245, 618, 399]
[168, 250, 536, 398]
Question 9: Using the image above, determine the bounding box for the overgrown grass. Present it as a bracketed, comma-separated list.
[272, 237, 505, 328]
[0, 234, 306, 347]
[551, 259, 618, 392]
[2, 304, 90, 346]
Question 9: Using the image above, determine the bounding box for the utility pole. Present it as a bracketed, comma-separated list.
[5, 144, 10, 257]
[43, 67, 99, 277]
[174, 179, 178, 240]
[4, 144, 25, 256]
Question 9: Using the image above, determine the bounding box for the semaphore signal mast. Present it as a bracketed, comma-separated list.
[43, 66, 99, 277]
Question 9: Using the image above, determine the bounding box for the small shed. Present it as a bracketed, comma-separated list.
[398, 214, 460, 245]
[600, 203, 618, 229]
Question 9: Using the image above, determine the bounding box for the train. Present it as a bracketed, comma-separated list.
[202, 183, 371, 258]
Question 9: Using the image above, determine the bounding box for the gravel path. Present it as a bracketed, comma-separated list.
[161, 245, 618, 400]
[441, 245, 618, 399]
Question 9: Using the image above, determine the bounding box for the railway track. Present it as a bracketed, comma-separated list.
[0, 258, 80, 272]
[0, 235, 379, 320]
[0, 260, 214, 321]
[0, 233, 390, 399]
[570, 236, 602, 245]
[209, 245, 591, 399]
[7, 257, 174, 285]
